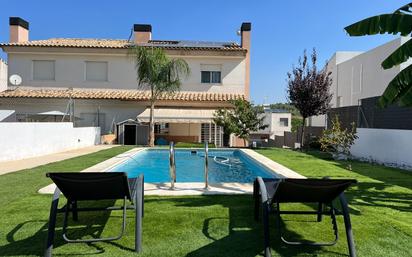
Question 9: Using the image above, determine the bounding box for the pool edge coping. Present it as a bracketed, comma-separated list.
[38, 147, 305, 195]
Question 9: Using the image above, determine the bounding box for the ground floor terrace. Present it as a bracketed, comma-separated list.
[0, 146, 410, 256]
[0, 88, 246, 146]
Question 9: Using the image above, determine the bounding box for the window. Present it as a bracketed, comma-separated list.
[279, 118, 289, 127]
[33, 60, 55, 80]
[200, 64, 222, 84]
[201, 71, 221, 83]
[154, 123, 169, 134]
[201, 123, 223, 147]
[85, 61, 108, 81]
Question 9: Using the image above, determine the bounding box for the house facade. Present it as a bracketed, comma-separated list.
[308, 37, 411, 127]
[250, 107, 292, 141]
[0, 17, 252, 147]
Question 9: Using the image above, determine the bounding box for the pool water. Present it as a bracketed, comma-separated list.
[110, 149, 276, 183]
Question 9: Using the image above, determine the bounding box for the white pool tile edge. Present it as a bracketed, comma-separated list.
[38, 147, 305, 195]
[239, 149, 305, 179]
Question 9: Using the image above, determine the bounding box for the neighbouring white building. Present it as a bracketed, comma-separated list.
[308, 37, 411, 127]
[250, 107, 292, 141]
[0, 17, 252, 147]
[308, 37, 412, 169]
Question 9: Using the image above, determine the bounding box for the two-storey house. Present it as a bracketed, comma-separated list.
[0, 17, 251, 147]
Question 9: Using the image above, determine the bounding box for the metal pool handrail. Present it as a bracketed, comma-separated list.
[204, 141, 209, 189]
[169, 141, 176, 189]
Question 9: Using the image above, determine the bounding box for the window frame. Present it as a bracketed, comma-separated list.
[85, 61, 109, 82]
[32, 60, 56, 81]
[201, 70, 222, 84]
[279, 118, 289, 127]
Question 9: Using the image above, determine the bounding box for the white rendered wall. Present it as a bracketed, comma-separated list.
[0, 122, 100, 161]
[270, 113, 292, 138]
[0, 59, 7, 92]
[253, 112, 292, 138]
[328, 38, 405, 108]
[351, 128, 412, 169]
[309, 38, 407, 127]
[7, 51, 246, 94]
[0, 98, 146, 134]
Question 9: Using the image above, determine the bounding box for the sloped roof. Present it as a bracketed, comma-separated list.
[0, 38, 245, 52]
[0, 87, 244, 102]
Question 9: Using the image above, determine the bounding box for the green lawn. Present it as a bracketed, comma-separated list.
[0, 147, 411, 256]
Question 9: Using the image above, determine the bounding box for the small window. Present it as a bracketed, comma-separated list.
[154, 123, 169, 134]
[201, 71, 221, 83]
[33, 60, 55, 80]
[201, 71, 211, 83]
[86, 61, 108, 81]
[279, 118, 289, 127]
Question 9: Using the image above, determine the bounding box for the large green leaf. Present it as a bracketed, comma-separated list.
[378, 63, 412, 107]
[382, 38, 412, 69]
[395, 2, 412, 13]
[399, 84, 412, 106]
[344, 13, 412, 37]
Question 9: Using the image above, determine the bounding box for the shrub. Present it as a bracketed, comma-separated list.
[319, 116, 358, 160]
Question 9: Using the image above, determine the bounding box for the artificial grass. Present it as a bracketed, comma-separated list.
[0, 147, 411, 256]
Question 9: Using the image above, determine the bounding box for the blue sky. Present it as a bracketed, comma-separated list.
[0, 0, 407, 103]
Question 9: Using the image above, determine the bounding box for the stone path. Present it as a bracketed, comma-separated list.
[0, 145, 117, 175]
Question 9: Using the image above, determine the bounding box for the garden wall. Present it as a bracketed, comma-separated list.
[351, 128, 412, 169]
[0, 122, 100, 161]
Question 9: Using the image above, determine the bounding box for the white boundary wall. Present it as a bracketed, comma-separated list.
[0, 122, 100, 161]
[351, 128, 412, 169]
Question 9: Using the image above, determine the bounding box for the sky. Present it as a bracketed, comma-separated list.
[0, 0, 407, 104]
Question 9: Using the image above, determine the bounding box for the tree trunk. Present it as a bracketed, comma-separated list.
[243, 138, 247, 148]
[300, 117, 306, 149]
[148, 100, 155, 147]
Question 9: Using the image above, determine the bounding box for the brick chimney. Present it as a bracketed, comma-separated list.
[240, 22, 251, 100]
[134, 24, 152, 44]
[10, 17, 29, 43]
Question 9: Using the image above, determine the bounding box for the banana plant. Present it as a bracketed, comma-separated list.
[345, 3, 412, 107]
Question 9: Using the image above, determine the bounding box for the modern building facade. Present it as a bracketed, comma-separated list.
[250, 107, 292, 140]
[309, 37, 411, 127]
[0, 17, 252, 146]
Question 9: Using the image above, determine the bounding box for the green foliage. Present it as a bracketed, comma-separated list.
[319, 116, 358, 160]
[128, 46, 190, 100]
[128, 46, 190, 146]
[213, 99, 268, 143]
[291, 116, 302, 133]
[344, 3, 412, 107]
[269, 103, 301, 116]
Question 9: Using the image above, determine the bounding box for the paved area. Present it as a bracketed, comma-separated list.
[39, 147, 305, 195]
[0, 145, 117, 175]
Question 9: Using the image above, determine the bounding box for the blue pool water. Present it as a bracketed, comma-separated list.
[110, 149, 276, 183]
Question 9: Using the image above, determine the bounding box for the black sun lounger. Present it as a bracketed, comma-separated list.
[253, 177, 357, 257]
[44, 172, 144, 257]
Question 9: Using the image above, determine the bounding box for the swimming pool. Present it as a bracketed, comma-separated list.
[110, 149, 276, 183]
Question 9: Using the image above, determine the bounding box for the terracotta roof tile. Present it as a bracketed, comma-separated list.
[0, 88, 244, 102]
[0, 38, 246, 52]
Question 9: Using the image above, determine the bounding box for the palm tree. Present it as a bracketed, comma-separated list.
[345, 3, 412, 107]
[129, 46, 190, 146]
